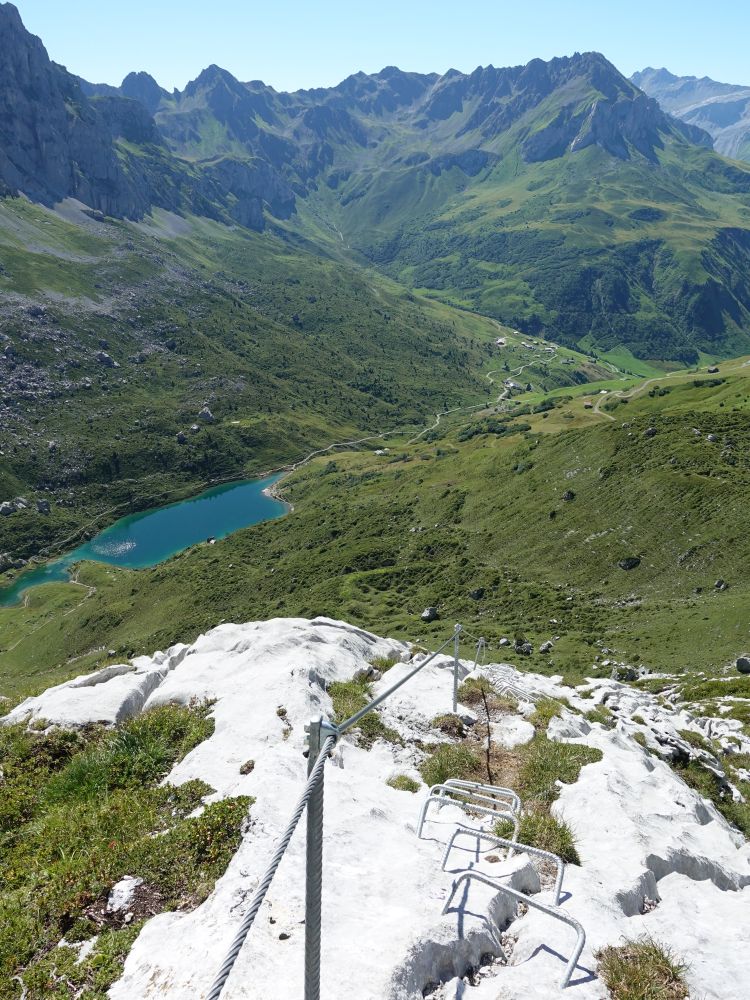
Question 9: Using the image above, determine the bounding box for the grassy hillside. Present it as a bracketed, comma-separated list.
[0, 198, 546, 562]
[314, 143, 750, 363]
[2, 356, 748, 706]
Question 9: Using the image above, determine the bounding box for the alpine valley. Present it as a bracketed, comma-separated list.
[2, 3, 750, 999]
[1, 0, 750, 685]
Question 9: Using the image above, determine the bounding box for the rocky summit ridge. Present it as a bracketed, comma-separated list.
[0, 2, 711, 225]
[4, 3, 750, 359]
[4, 616, 749, 999]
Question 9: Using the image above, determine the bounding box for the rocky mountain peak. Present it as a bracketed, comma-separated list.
[120, 71, 167, 114]
[0, 2, 142, 212]
[0, 1, 23, 29]
[184, 63, 242, 98]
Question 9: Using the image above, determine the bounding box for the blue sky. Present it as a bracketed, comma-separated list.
[12, 0, 750, 92]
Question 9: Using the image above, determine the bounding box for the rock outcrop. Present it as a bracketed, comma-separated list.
[0, 3, 295, 229]
[5, 617, 748, 999]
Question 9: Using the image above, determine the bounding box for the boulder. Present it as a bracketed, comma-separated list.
[96, 351, 118, 368]
[715, 579, 728, 591]
[468, 587, 485, 600]
[0, 501, 15, 516]
[612, 665, 638, 682]
[498, 637, 510, 646]
[420, 606, 439, 623]
[36, 498, 50, 514]
[562, 489, 576, 502]
[198, 405, 215, 423]
[737, 657, 750, 675]
[176, 431, 187, 445]
[491, 716, 535, 749]
[539, 640, 553, 654]
[515, 641, 533, 656]
[643, 426, 658, 438]
[354, 665, 382, 683]
[107, 875, 143, 914]
[618, 557, 641, 571]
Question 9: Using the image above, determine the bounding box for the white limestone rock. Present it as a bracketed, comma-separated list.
[2, 617, 748, 1000]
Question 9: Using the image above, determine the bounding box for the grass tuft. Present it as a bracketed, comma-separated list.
[518, 737, 602, 804]
[596, 936, 689, 1000]
[328, 676, 402, 748]
[496, 808, 581, 865]
[386, 774, 420, 793]
[419, 744, 483, 788]
[431, 713, 466, 738]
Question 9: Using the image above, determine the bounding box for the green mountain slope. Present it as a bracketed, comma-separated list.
[0, 197, 516, 562]
[2, 357, 748, 699]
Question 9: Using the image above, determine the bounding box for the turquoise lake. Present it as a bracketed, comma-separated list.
[0, 474, 286, 608]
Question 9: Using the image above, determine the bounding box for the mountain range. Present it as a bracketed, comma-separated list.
[2, 2, 750, 368]
[632, 66, 750, 161]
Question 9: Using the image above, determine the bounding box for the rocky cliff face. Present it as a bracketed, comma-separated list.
[0, 2, 149, 216]
[0, 3, 294, 229]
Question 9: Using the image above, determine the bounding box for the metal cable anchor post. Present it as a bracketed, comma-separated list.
[452, 624, 462, 712]
[472, 636, 486, 672]
[304, 715, 336, 1000]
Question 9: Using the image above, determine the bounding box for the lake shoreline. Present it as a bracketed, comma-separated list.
[0, 474, 287, 610]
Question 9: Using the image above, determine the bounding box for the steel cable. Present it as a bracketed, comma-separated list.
[206, 734, 337, 1000]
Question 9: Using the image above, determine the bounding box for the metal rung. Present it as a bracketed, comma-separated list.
[416, 787, 520, 841]
[441, 822, 566, 905]
[496, 680, 538, 703]
[442, 871, 585, 990]
[442, 778, 521, 814]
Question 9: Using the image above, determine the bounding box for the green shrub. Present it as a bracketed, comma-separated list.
[596, 936, 689, 1000]
[44, 704, 214, 805]
[0, 704, 246, 998]
[680, 676, 748, 701]
[420, 744, 483, 788]
[387, 774, 420, 793]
